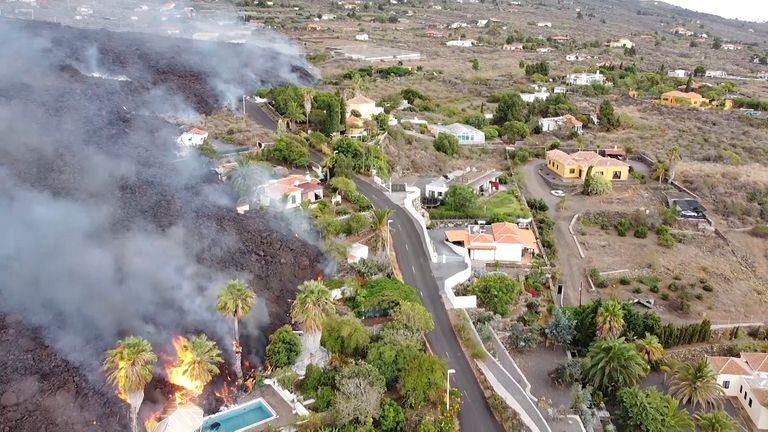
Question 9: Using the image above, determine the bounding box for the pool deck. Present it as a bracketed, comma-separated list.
[238, 385, 298, 431]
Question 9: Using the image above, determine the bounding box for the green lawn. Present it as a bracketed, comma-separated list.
[480, 190, 530, 219]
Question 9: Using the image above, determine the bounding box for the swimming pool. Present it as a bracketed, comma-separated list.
[199, 398, 277, 432]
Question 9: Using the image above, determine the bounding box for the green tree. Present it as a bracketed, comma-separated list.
[442, 184, 477, 213]
[693, 66, 706, 77]
[268, 134, 310, 167]
[616, 387, 694, 432]
[391, 302, 434, 334]
[501, 120, 529, 141]
[399, 353, 447, 408]
[265, 325, 302, 368]
[328, 176, 357, 196]
[462, 113, 490, 130]
[371, 208, 392, 252]
[175, 334, 224, 387]
[283, 100, 305, 129]
[104, 336, 157, 432]
[434, 132, 460, 156]
[653, 159, 668, 184]
[493, 92, 526, 125]
[668, 359, 724, 410]
[468, 273, 521, 316]
[545, 306, 575, 346]
[366, 329, 422, 386]
[695, 410, 737, 432]
[596, 300, 625, 338]
[684, 75, 693, 93]
[583, 173, 613, 195]
[345, 212, 371, 235]
[322, 315, 371, 357]
[197, 141, 218, 160]
[471, 58, 480, 71]
[354, 277, 419, 317]
[582, 337, 649, 396]
[598, 99, 620, 130]
[334, 362, 386, 424]
[667, 145, 682, 183]
[291, 280, 335, 368]
[215, 279, 255, 382]
[634, 333, 664, 365]
[379, 398, 406, 432]
[313, 92, 342, 136]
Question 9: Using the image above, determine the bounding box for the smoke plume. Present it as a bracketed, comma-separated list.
[0, 15, 318, 381]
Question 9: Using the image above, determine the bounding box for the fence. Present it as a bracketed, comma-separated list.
[403, 186, 438, 263]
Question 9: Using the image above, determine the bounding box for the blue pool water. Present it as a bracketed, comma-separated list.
[200, 399, 276, 432]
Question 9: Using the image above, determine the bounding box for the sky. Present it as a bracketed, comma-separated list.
[663, 0, 768, 23]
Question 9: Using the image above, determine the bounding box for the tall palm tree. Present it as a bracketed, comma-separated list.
[582, 337, 649, 396]
[667, 145, 682, 183]
[216, 279, 256, 382]
[668, 359, 724, 410]
[291, 280, 335, 369]
[371, 208, 392, 252]
[596, 300, 624, 338]
[303, 89, 314, 130]
[177, 334, 224, 387]
[283, 100, 305, 130]
[634, 333, 664, 365]
[665, 397, 695, 431]
[104, 336, 157, 432]
[695, 410, 737, 432]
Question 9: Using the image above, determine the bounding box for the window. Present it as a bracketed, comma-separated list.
[745, 392, 748, 401]
[740, 385, 743, 394]
[749, 398, 753, 407]
[569, 168, 576, 174]
[723, 380, 730, 389]
[612, 170, 622, 180]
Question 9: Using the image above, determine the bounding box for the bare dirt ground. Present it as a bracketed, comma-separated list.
[577, 225, 768, 324]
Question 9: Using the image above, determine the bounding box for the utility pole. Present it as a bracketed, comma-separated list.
[446, 369, 456, 411]
[242, 95, 246, 117]
[579, 281, 583, 307]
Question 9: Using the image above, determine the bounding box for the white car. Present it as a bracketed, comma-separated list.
[680, 210, 699, 218]
[550, 190, 566, 197]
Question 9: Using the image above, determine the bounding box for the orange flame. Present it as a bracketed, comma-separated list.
[215, 383, 234, 406]
[144, 411, 161, 432]
[165, 336, 205, 403]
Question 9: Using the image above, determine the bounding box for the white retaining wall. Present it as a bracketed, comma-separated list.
[264, 378, 310, 417]
[404, 186, 438, 262]
[442, 241, 477, 309]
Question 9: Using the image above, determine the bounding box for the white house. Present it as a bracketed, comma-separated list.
[347, 243, 369, 264]
[502, 44, 524, 51]
[401, 116, 429, 125]
[709, 353, 768, 430]
[608, 38, 634, 48]
[477, 19, 489, 27]
[537, 21, 552, 27]
[536, 47, 554, 53]
[566, 53, 586, 62]
[446, 39, 474, 47]
[554, 86, 568, 94]
[565, 71, 605, 85]
[320, 14, 336, 20]
[345, 94, 384, 120]
[539, 115, 583, 134]
[177, 128, 208, 147]
[667, 69, 688, 78]
[423, 168, 500, 200]
[722, 43, 742, 50]
[445, 222, 538, 262]
[521, 90, 550, 103]
[256, 174, 323, 210]
[355, 33, 369, 41]
[449, 22, 468, 29]
[428, 123, 485, 144]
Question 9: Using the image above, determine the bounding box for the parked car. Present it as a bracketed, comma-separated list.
[551, 190, 565, 197]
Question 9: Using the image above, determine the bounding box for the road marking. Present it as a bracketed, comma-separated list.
[463, 390, 471, 402]
[404, 243, 409, 251]
[420, 289, 424, 296]
[445, 351, 450, 359]
[411, 265, 416, 273]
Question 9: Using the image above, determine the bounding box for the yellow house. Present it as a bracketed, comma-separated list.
[660, 91, 709, 107]
[546, 150, 629, 181]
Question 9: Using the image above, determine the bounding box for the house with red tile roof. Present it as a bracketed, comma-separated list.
[444, 222, 538, 262]
[708, 352, 768, 430]
[256, 174, 323, 210]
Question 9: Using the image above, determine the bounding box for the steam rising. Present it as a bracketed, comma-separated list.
[0, 16, 316, 380]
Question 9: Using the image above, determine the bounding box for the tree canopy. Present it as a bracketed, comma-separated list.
[442, 184, 478, 213]
[434, 132, 460, 156]
[582, 337, 649, 396]
[399, 353, 447, 408]
[267, 134, 310, 167]
[616, 387, 693, 432]
[493, 92, 526, 125]
[468, 273, 521, 316]
[265, 325, 302, 368]
[333, 362, 386, 424]
[322, 315, 371, 357]
[354, 277, 420, 317]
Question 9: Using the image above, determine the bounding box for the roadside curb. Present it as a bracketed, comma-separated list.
[569, 214, 586, 259]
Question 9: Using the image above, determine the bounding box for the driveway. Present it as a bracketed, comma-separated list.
[519, 160, 589, 307]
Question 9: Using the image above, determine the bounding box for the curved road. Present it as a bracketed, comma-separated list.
[352, 178, 503, 432]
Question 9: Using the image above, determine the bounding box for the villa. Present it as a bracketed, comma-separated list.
[659, 91, 709, 107]
[565, 72, 606, 86]
[428, 123, 485, 144]
[252, 174, 324, 210]
[709, 353, 768, 430]
[422, 168, 501, 200]
[545, 149, 629, 181]
[345, 94, 384, 120]
[539, 114, 583, 134]
[445, 222, 538, 262]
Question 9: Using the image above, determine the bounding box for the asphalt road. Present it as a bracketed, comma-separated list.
[351, 178, 504, 432]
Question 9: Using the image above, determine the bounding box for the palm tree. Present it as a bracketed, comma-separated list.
[557, 195, 567, 211]
[596, 300, 624, 338]
[668, 359, 724, 410]
[653, 159, 668, 184]
[177, 334, 224, 387]
[582, 337, 649, 396]
[634, 333, 664, 365]
[303, 89, 314, 130]
[371, 208, 392, 252]
[695, 410, 737, 432]
[216, 279, 256, 382]
[667, 145, 682, 183]
[666, 397, 695, 431]
[291, 280, 335, 370]
[283, 100, 305, 130]
[104, 336, 157, 432]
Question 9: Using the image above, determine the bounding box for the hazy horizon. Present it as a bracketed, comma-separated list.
[663, 0, 768, 23]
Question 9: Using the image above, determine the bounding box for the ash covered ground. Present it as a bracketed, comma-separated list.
[0, 18, 322, 431]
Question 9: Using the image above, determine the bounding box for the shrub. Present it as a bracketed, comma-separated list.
[299, 364, 324, 398]
[702, 282, 714, 292]
[619, 276, 631, 285]
[658, 233, 675, 248]
[661, 293, 670, 301]
[632, 287, 642, 294]
[597, 279, 609, 289]
[694, 293, 704, 301]
[314, 386, 335, 411]
[637, 275, 660, 289]
[265, 325, 302, 368]
[667, 282, 680, 292]
[589, 268, 601, 281]
[433, 132, 459, 156]
[583, 174, 613, 195]
[468, 273, 521, 317]
[633, 225, 648, 238]
[615, 218, 633, 237]
[549, 359, 583, 386]
[649, 286, 660, 293]
[751, 224, 768, 238]
[506, 322, 542, 351]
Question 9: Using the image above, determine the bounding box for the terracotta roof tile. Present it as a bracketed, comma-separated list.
[708, 356, 753, 376]
[742, 352, 768, 373]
